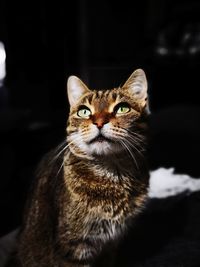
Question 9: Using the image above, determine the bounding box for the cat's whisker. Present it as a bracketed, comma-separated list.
[49, 141, 67, 165]
[51, 151, 72, 188]
[51, 143, 70, 163]
[125, 138, 145, 159]
[129, 134, 146, 147]
[128, 133, 145, 145]
[125, 134, 145, 150]
[119, 140, 139, 169]
[120, 127, 146, 144]
[56, 159, 64, 178]
[118, 131, 144, 147]
[51, 136, 81, 164]
[112, 131, 143, 152]
[53, 140, 67, 153]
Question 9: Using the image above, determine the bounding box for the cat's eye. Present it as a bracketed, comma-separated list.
[115, 103, 131, 115]
[77, 106, 91, 118]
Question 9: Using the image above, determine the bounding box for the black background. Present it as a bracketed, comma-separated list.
[0, 0, 200, 265]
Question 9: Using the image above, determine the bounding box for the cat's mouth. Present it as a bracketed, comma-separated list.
[88, 134, 113, 144]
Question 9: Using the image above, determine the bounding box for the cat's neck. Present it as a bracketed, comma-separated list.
[65, 149, 145, 179]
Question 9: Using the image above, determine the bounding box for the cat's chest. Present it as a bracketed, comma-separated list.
[73, 179, 131, 241]
[64, 162, 134, 239]
[66, 163, 133, 214]
[84, 215, 124, 242]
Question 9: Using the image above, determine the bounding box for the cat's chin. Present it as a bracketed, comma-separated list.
[88, 141, 121, 157]
[68, 135, 122, 159]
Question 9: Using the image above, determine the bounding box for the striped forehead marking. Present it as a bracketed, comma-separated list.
[93, 90, 119, 113]
[81, 89, 122, 114]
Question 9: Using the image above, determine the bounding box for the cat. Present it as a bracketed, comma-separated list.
[7, 68, 150, 267]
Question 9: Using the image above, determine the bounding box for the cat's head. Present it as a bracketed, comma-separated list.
[66, 69, 149, 159]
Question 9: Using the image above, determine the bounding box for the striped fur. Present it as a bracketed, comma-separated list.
[8, 69, 150, 267]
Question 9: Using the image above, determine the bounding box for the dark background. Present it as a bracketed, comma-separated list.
[0, 0, 200, 264]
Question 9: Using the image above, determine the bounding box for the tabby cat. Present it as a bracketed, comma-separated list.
[8, 69, 150, 267]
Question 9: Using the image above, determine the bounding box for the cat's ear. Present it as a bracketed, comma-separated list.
[122, 69, 148, 107]
[67, 76, 90, 107]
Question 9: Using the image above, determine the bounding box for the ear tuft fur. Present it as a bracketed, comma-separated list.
[122, 69, 148, 107]
[67, 76, 90, 107]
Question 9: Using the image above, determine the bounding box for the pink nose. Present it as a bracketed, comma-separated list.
[93, 118, 104, 129]
[92, 113, 110, 129]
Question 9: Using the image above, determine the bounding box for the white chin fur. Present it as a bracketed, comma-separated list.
[68, 124, 122, 157]
[89, 141, 113, 155]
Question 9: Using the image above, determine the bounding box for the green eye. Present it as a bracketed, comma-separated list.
[77, 107, 91, 118]
[115, 103, 130, 114]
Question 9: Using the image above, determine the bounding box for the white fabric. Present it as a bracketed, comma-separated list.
[149, 168, 200, 198]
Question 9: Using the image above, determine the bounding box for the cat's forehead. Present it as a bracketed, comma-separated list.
[80, 88, 129, 109]
[79, 88, 123, 112]
[89, 89, 119, 101]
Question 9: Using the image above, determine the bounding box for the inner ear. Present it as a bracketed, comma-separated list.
[122, 69, 147, 103]
[67, 76, 90, 107]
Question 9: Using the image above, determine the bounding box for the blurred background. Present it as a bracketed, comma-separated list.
[0, 0, 200, 255]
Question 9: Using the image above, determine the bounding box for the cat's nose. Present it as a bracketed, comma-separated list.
[94, 119, 105, 129]
[92, 113, 110, 129]
[93, 118, 109, 129]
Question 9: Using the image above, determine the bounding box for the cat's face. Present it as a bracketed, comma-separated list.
[67, 69, 149, 159]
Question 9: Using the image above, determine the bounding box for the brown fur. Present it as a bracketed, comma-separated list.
[7, 69, 150, 267]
